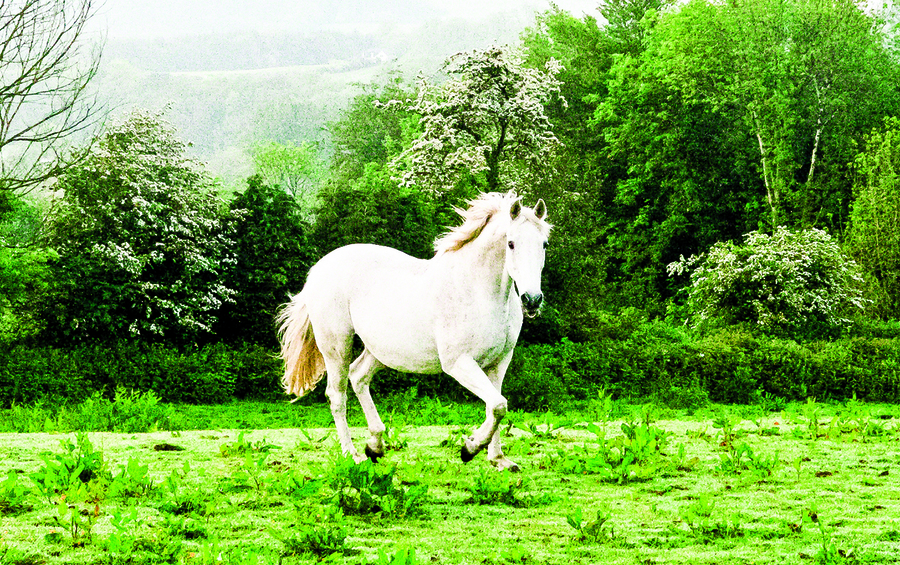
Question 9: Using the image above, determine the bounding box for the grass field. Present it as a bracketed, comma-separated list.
[0, 395, 898, 565]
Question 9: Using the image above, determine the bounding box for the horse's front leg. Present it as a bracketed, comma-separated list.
[485, 354, 519, 472]
[442, 355, 509, 464]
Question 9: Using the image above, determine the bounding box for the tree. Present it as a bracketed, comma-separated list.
[0, 196, 54, 339]
[0, 0, 102, 196]
[395, 45, 564, 193]
[520, 7, 630, 335]
[42, 108, 234, 345]
[846, 117, 900, 318]
[250, 140, 322, 210]
[217, 175, 313, 346]
[328, 73, 418, 183]
[599, 0, 674, 54]
[313, 166, 461, 260]
[642, 0, 897, 229]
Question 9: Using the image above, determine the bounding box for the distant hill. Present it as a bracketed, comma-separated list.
[92, 5, 570, 188]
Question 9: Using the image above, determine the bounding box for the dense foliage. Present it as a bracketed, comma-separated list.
[216, 175, 313, 347]
[3, 0, 900, 407]
[846, 117, 900, 319]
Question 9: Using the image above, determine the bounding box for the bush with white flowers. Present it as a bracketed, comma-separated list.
[46, 108, 235, 343]
[668, 227, 868, 334]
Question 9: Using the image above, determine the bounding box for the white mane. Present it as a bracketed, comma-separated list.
[434, 192, 550, 255]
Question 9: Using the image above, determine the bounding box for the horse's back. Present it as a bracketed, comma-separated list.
[307, 244, 429, 296]
[303, 244, 442, 372]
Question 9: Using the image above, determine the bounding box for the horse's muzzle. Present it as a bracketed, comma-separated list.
[521, 292, 543, 318]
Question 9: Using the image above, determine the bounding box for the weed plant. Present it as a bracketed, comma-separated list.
[30, 433, 108, 503]
[218, 430, 279, 457]
[550, 413, 674, 483]
[271, 505, 350, 557]
[716, 442, 780, 480]
[324, 454, 428, 517]
[0, 473, 31, 516]
[374, 545, 420, 565]
[466, 468, 556, 507]
[566, 505, 615, 543]
[678, 494, 744, 543]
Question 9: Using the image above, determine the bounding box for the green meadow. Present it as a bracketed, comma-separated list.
[0, 395, 898, 565]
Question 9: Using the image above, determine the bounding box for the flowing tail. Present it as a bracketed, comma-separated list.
[276, 290, 326, 399]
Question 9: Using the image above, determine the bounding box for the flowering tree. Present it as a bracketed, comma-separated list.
[668, 227, 867, 335]
[44, 109, 235, 344]
[395, 45, 564, 193]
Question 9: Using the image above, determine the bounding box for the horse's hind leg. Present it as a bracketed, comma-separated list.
[349, 349, 386, 462]
[316, 329, 363, 462]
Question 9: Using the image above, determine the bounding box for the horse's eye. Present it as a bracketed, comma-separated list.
[508, 241, 515, 250]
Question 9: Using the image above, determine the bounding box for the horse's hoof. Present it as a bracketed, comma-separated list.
[460, 443, 476, 463]
[492, 458, 520, 473]
[365, 445, 384, 463]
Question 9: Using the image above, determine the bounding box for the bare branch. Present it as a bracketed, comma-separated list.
[0, 0, 103, 194]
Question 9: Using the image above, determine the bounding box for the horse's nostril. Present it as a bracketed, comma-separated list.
[522, 293, 543, 310]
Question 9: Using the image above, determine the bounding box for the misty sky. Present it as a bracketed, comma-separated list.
[91, 0, 602, 39]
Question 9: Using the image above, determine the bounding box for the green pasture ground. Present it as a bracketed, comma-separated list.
[0, 398, 898, 564]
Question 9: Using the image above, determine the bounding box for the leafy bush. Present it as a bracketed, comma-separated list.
[669, 227, 868, 337]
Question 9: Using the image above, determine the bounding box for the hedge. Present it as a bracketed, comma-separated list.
[504, 328, 900, 411]
[0, 342, 283, 407]
[2, 326, 900, 409]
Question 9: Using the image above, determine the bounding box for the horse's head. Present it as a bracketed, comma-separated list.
[505, 198, 550, 318]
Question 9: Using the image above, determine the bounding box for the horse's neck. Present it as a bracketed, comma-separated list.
[439, 235, 513, 301]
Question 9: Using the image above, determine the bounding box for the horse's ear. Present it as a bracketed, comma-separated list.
[510, 200, 522, 220]
[533, 199, 547, 220]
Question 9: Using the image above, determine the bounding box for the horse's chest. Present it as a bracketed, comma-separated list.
[452, 307, 521, 367]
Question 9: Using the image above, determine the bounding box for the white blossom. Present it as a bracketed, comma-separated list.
[52, 108, 236, 341]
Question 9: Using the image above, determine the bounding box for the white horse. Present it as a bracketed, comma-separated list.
[277, 192, 550, 471]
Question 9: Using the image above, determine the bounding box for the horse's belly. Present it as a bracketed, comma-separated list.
[354, 311, 443, 374]
[349, 278, 444, 374]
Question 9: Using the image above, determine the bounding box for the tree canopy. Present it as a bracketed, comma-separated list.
[396, 45, 564, 193]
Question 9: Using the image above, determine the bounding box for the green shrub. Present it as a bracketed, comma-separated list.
[0, 345, 93, 406]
